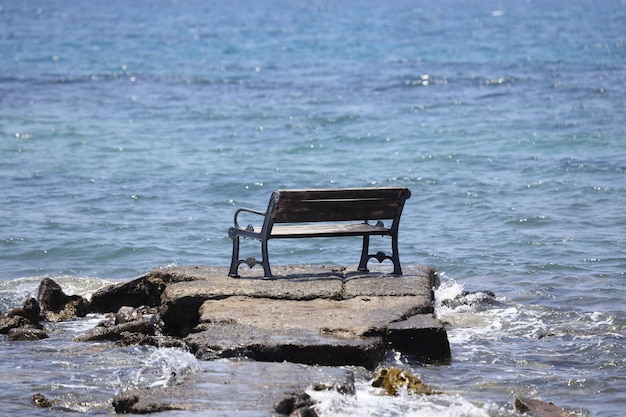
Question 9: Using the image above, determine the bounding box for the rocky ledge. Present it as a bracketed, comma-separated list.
[155, 264, 450, 368]
[2, 264, 582, 416]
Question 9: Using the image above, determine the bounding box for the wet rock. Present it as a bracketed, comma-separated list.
[48, 295, 91, 322]
[115, 305, 158, 325]
[514, 396, 578, 417]
[37, 278, 67, 312]
[441, 290, 503, 310]
[7, 298, 41, 324]
[37, 278, 90, 321]
[89, 274, 167, 313]
[7, 328, 49, 341]
[2, 298, 43, 336]
[112, 392, 187, 414]
[275, 392, 318, 417]
[32, 393, 54, 407]
[75, 318, 155, 343]
[0, 310, 42, 334]
[387, 314, 451, 363]
[371, 367, 440, 396]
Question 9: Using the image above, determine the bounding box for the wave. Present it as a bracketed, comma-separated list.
[0, 275, 114, 312]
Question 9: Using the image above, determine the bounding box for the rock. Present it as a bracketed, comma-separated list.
[289, 406, 320, 417]
[157, 264, 449, 368]
[0, 315, 40, 334]
[7, 298, 41, 324]
[112, 392, 186, 414]
[7, 328, 49, 341]
[37, 278, 90, 321]
[115, 305, 157, 325]
[47, 295, 91, 322]
[514, 396, 578, 417]
[441, 290, 503, 310]
[386, 314, 451, 363]
[32, 393, 53, 407]
[371, 367, 440, 396]
[275, 392, 318, 416]
[37, 278, 67, 312]
[89, 274, 167, 313]
[75, 318, 154, 343]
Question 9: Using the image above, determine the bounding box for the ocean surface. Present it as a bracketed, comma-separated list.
[1, 0, 624, 415]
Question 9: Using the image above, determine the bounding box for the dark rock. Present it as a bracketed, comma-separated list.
[37, 278, 67, 312]
[386, 314, 451, 363]
[89, 274, 166, 313]
[290, 406, 320, 417]
[371, 367, 440, 396]
[514, 396, 577, 417]
[275, 392, 314, 415]
[49, 295, 91, 322]
[0, 315, 40, 334]
[76, 319, 154, 342]
[159, 295, 205, 337]
[7, 298, 41, 324]
[112, 391, 188, 414]
[36, 278, 91, 321]
[7, 328, 49, 341]
[32, 393, 54, 407]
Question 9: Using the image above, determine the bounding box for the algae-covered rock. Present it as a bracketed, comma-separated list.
[371, 367, 440, 396]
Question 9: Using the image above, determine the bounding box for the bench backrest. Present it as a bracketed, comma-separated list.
[267, 187, 411, 224]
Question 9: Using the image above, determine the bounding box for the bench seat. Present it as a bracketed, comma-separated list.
[249, 223, 390, 238]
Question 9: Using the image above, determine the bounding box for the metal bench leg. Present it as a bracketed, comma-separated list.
[260, 239, 272, 278]
[228, 233, 241, 277]
[358, 235, 370, 272]
[391, 233, 402, 275]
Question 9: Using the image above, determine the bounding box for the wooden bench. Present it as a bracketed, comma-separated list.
[228, 187, 411, 278]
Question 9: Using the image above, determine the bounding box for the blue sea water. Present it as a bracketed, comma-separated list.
[1, 0, 625, 415]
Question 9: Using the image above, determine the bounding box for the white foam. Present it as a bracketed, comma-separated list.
[121, 346, 201, 390]
[309, 380, 490, 417]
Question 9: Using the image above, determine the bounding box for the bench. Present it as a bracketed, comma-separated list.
[228, 187, 411, 278]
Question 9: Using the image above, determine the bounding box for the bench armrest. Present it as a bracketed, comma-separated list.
[233, 207, 266, 230]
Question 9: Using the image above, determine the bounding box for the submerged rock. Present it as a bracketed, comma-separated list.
[32, 393, 54, 407]
[7, 328, 49, 341]
[371, 367, 440, 396]
[514, 396, 579, 417]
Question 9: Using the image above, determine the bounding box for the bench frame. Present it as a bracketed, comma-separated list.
[228, 187, 411, 278]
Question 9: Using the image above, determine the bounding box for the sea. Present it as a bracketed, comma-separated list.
[1, 0, 624, 415]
